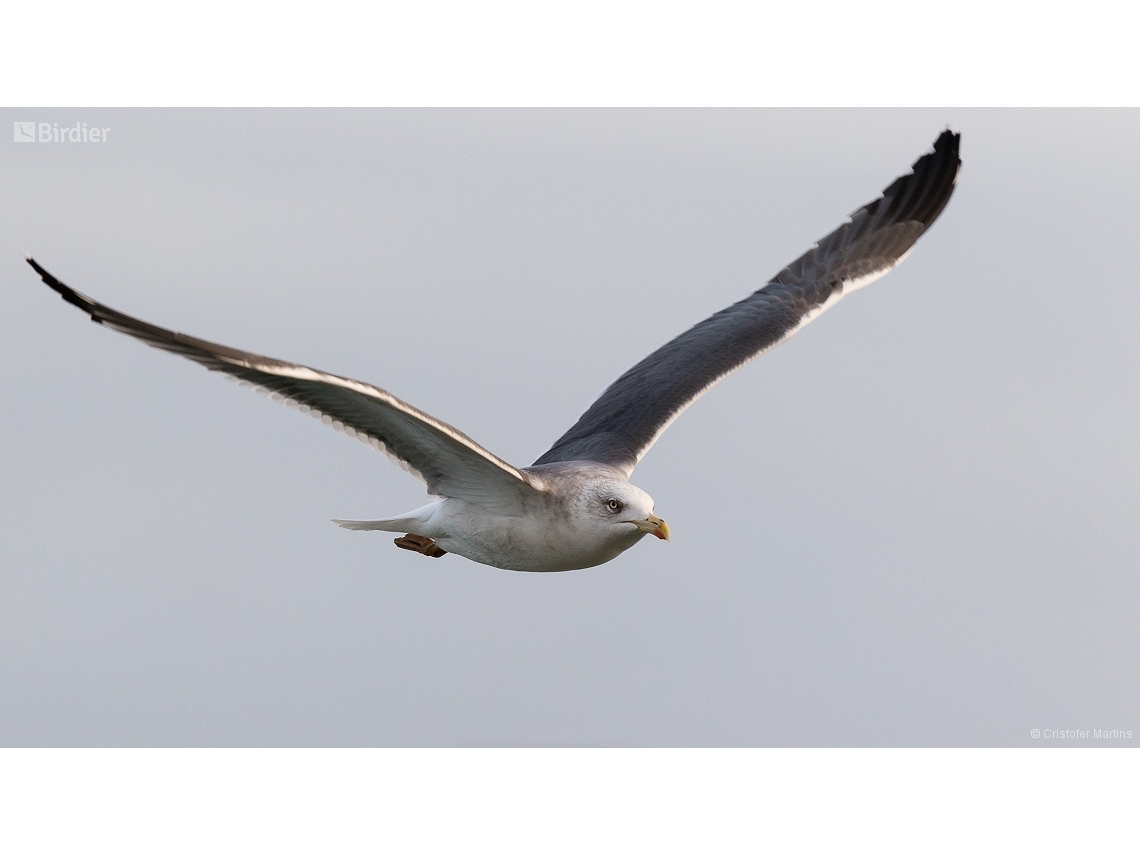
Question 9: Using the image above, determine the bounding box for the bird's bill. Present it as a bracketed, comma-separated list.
[629, 514, 670, 541]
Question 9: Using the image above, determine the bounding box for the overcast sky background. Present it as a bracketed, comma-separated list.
[1, 109, 1136, 746]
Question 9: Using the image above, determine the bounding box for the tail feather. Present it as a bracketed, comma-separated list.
[333, 519, 408, 532]
[332, 501, 443, 534]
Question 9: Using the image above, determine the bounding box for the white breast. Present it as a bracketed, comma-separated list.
[421, 498, 643, 572]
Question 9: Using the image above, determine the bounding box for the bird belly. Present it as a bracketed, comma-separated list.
[424, 499, 641, 572]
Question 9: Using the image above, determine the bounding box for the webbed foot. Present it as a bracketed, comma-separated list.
[393, 534, 447, 558]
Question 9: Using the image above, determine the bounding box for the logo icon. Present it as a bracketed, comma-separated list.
[13, 122, 36, 143]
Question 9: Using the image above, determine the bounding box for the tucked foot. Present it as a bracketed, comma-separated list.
[393, 534, 447, 558]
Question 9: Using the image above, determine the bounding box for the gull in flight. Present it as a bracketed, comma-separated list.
[28, 130, 960, 572]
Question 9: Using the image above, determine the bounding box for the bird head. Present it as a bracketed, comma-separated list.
[584, 479, 670, 543]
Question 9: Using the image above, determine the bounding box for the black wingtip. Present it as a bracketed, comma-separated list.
[27, 255, 63, 292]
[933, 127, 961, 158]
[25, 256, 102, 317]
[885, 128, 962, 229]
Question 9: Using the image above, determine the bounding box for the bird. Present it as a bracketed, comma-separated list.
[27, 130, 960, 572]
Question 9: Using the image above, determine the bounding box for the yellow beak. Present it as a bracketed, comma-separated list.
[630, 514, 670, 541]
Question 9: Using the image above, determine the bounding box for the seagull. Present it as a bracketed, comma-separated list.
[27, 130, 960, 572]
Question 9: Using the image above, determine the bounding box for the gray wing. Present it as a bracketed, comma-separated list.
[535, 129, 961, 476]
[27, 258, 547, 505]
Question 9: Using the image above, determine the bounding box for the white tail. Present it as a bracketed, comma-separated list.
[333, 519, 407, 531]
[332, 501, 443, 534]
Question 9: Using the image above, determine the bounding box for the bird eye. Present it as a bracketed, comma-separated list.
[607, 499, 622, 512]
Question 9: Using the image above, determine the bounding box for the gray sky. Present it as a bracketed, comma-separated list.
[2, 109, 1136, 746]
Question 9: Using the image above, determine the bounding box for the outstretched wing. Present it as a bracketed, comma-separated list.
[535, 129, 961, 476]
[28, 258, 546, 505]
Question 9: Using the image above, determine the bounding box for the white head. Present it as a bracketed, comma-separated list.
[572, 475, 670, 546]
